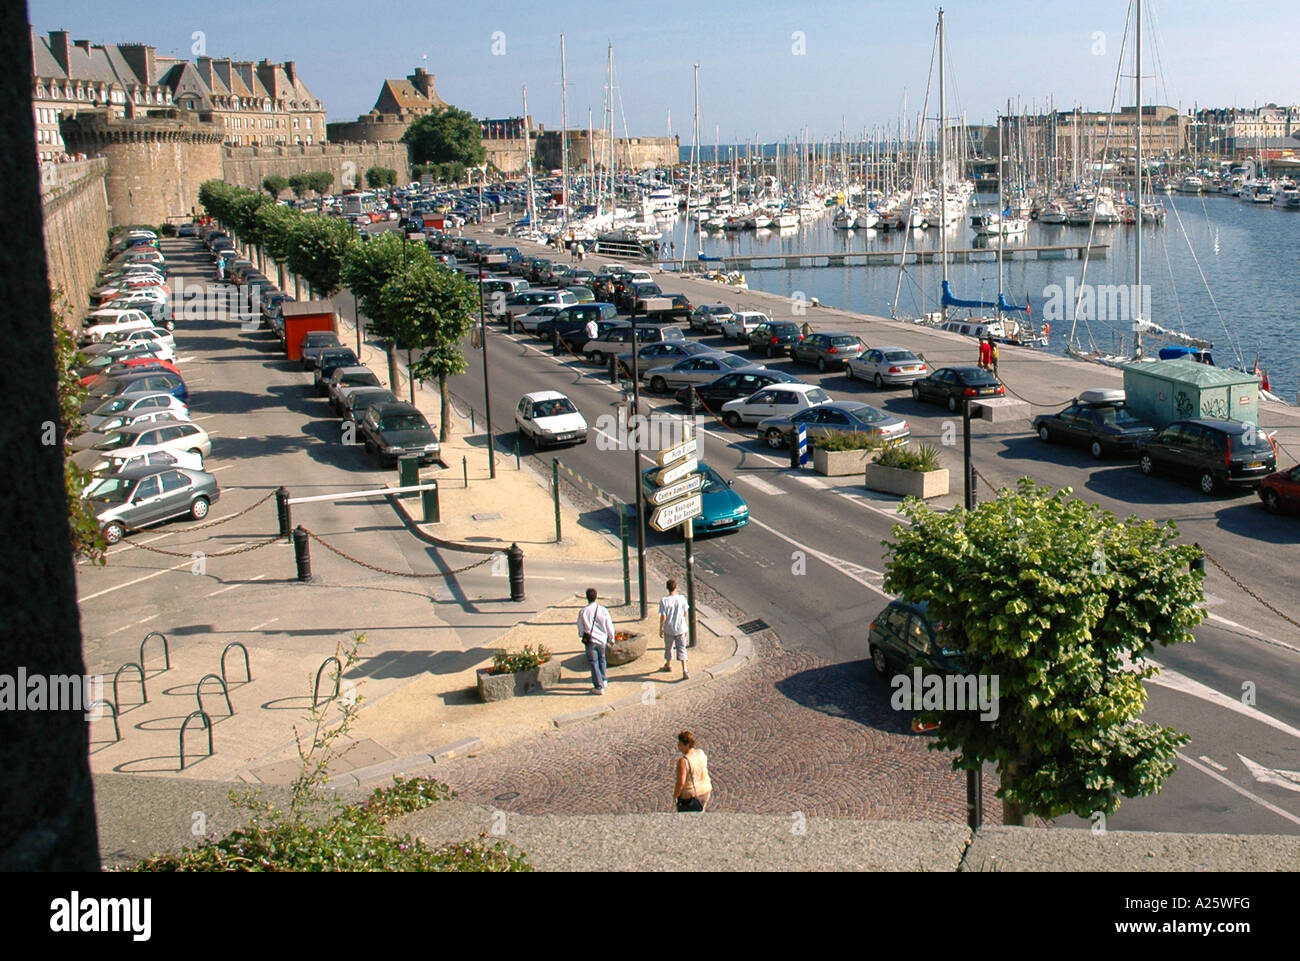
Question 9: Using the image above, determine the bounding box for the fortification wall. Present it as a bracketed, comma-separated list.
[221, 142, 410, 191]
[534, 131, 679, 172]
[39, 158, 111, 307]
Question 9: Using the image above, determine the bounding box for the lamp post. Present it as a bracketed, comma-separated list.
[963, 395, 982, 830]
[400, 228, 420, 405]
[478, 251, 502, 479]
[629, 298, 648, 618]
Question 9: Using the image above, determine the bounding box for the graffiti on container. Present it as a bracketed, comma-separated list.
[1201, 396, 1228, 420]
[1174, 391, 1195, 419]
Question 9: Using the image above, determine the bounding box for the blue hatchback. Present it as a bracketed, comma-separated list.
[641, 462, 749, 537]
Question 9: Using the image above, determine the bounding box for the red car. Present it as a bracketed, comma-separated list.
[1258, 464, 1300, 514]
[82, 359, 182, 390]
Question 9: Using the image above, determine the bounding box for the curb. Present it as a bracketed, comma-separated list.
[343, 737, 486, 788]
[385, 486, 504, 555]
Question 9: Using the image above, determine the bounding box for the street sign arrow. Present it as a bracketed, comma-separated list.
[652, 457, 698, 486]
[656, 437, 698, 467]
[649, 473, 703, 506]
[649, 494, 703, 532]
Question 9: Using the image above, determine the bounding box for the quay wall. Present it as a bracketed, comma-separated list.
[220, 142, 411, 193]
[40, 158, 111, 310]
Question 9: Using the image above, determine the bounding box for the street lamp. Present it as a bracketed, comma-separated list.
[629, 298, 648, 619]
[478, 251, 503, 480]
[962, 394, 981, 830]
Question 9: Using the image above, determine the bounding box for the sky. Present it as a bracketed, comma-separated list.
[28, 0, 1300, 141]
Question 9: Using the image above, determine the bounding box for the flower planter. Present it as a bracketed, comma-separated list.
[813, 447, 879, 477]
[864, 464, 949, 499]
[605, 631, 646, 667]
[476, 657, 561, 702]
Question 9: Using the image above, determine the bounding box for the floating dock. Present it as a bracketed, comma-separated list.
[667, 243, 1108, 272]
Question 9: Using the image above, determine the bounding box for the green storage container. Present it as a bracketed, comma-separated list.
[1122, 359, 1260, 430]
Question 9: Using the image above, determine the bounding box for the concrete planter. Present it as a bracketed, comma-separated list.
[606, 631, 647, 667]
[476, 657, 561, 702]
[813, 447, 879, 477]
[864, 464, 950, 499]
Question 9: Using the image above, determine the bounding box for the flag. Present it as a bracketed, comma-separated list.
[1025, 295, 1032, 316]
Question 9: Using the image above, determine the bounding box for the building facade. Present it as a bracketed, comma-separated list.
[326, 66, 447, 143]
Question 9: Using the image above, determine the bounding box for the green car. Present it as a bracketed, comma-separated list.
[640, 462, 749, 537]
[867, 598, 967, 677]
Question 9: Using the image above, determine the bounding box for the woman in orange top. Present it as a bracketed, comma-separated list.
[674, 730, 712, 812]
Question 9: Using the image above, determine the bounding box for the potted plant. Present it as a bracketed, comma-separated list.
[864, 443, 949, 498]
[476, 644, 560, 702]
[812, 430, 883, 476]
[606, 630, 647, 667]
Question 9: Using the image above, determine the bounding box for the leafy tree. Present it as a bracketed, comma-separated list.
[255, 201, 302, 291]
[262, 174, 289, 198]
[287, 215, 355, 299]
[51, 290, 106, 564]
[882, 479, 1203, 825]
[287, 173, 309, 200]
[378, 260, 478, 441]
[404, 107, 487, 168]
[307, 170, 334, 196]
[341, 232, 431, 393]
[366, 166, 397, 188]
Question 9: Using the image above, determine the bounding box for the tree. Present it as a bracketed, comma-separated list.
[404, 107, 487, 168]
[255, 201, 301, 292]
[51, 290, 106, 564]
[287, 216, 355, 299]
[341, 232, 432, 393]
[262, 174, 289, 199]
[882, 479, 1203, 825]
[377, 260, 478, 441]
[287, 173, 310, 200]
[366, 166, 397, 189]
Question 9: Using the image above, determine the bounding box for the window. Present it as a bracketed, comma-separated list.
[133, 476, 161, 501]
[159, 470, 189, 493]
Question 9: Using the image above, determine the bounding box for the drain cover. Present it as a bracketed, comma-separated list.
[473, 512, 503, 522]
[494, 791, 520, 802]
[738, 618, 769, 635]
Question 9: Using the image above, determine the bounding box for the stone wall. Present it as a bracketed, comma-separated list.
[39, 158, 111, 308]
[221, 142, 410, 192]
[534, 131, 679, 172]
[485, 138, 529, 176]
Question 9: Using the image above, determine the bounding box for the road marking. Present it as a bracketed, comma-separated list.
[206, 573, 266, 597]
[1176, 752, 1300, 828]
[247, 617, 278, 631]
[1146, 660, 1300, 741]
[101, 611, 161, 638]
[207, 464, 234, 473]
[1198, 755, 1228, 772]
[106, 530, 174, 555]
[1238, 755, 1300, 793]
[79, 560, 192, 602]
[734, 474, 783, 496]
[745, 516, 889, 598]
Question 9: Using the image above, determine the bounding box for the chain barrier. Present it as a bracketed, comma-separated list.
[180, 489, 278, 531]
[125, 534, 282, 558]
[301, 527, 499, 578]
[1200, 550, 1300, 631]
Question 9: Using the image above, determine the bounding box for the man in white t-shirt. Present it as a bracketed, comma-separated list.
[584, 316, 599, 346]
[657, 578, 690, 679]
[576, 587, 615, 693]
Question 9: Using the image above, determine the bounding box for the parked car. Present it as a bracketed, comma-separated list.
[790, 331, 865, 371]
[1137, 419, 1277, 495]
[77, 343, 166, 380]
[81, 371, 188, 408]
[564, 284, 596, 305]
[503, 289, 578, 322]
[846, 346, 929, 388]
[73, 408, 185, 437]
[537, 303, 620, 349]
[300, 331, 343, 370]
[327, 366, 383, 412]
[112, 326, 176, 355]
[911, 366, 1005, 412]
[584, 321, 685, 364]
[720, 382, 831, 428]
[616, 342, 718, 383]
[314, 348, 360, 394]
[757, 401, 910, 450]
[1032, 389, 1156, 459]
[81, 308, 154, 344]
[517, 304, 566, 334]
[90, 466, 221, 545]
[689, 302, 735, 334]
[343, 387, 399, 424]
[721, 310, 769, 340]
[514, 391, 589, 448]
[1258, 464, 1300, 514]
[357, 402, 440, 465]
[96, 447, 204, 479]
[557, 317, 626, 354]
[747, 320, 803, 358]
[84, 391, 189, 431]
[675, 369, 798, 410]
[867, 598, 966, 678]
[640, 462, 749, 537]
[653, 353, 757, 393]
[71, 420, 211, 472]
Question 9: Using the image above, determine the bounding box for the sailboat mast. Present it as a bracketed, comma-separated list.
[1134, 0, 1144, 357]
[939, 8, 948, 301]
[523, 85, 535, 228]
[560, 33, 569, 228]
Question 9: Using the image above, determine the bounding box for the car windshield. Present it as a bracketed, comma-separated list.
[829, 336, 858, 347]
[87, 475, 134, 501]
[93, 433, 128, 451]
[962, 370, 998, 385]
[535, 398, 577, 417]
[706, 306, 728, 314]
[806, 388, 831, 404]
[719, 355, 750, 369]
[379, 414, 428, 432]
[850, 406, 888, 424]
[883, 350, 918, 362]
[772, 323, 797, 334]
[700, 465, 727, 493]
[92, 399, 129, 415]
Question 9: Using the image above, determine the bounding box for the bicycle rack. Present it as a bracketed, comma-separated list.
[113, 662, 147, 710]
[220, 641, 251, 685]
[179, 710, 212, 770]
[88, 699, 120, 742]
[139, 632, 171, 674]
[195, 674, 233, 716]
[313, 656, 341, 707]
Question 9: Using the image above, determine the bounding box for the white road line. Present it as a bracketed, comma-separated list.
[745, 516, 890, 598]
[206, 573, 266, 597]
[247, 617, 278, 631]
[79, 560, 191, 602]
[1146, 660, 1300, 742]
[207, 464, 234, 473]
[1176, 752, 1300, 828]
[101, 611, 160, 638]
[106, 531, 174, 555]
[1199, 755, 1229, 772]
[734, 474, 783, 496]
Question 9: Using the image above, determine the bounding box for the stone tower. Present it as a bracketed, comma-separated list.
[60, 108, 224, 226]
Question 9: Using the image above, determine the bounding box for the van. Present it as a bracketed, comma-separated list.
[536, 303, 620, 347]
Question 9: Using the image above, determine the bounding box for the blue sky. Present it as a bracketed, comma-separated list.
[29, 0, 1300, 139]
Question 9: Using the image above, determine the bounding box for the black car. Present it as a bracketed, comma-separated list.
[1138, 419, 1277, 495]
[357, 402, 440, 465]
[1033, 392, 1156, 459]
[536, 303, 620, 350]
[747, 320, 803, 358]
[911, 366, 1005, 412]
[344, 387, 399, 424]
[867, 598, 967, 678]
[300, 331, 342, 370]
[313, 348, 360, 395]
[675, 369, 799, 410]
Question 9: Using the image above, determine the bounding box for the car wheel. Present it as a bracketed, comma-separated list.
[946, 393, 959, 413]
[765, 428, 786, 449]
[1089, 439, 1105, 460]
[1199, 472, 1218, 495]
[1262, 489, 1281, 513]
[723, 411, 742, 429]
[165, 320, 176, 331]
[650, 375, 667, 394]
[190, 496, 210, 520]
[873, 373, 885, 389]
[818, 357, 827, 373]
[870, 645, 888, 677]
[103, 522, 125, 546]
[1038, 425, 1052, 443]
[911, 384, 921, 401]
[187, 448, 203, 460]
[1139, 453, 1154, 476]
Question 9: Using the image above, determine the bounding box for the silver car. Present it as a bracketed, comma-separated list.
[90, 465, 221, 545]
[846, 346, 930, 388]
[650, 353, 759, 394]
[757, 401, 910, 450]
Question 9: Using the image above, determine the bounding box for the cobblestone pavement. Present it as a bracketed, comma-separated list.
[433, 570, 1002, 823]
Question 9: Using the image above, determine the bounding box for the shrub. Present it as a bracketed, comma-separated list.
[817, 430, 882, 452]
[488, 644, 551, 675]
[875, 443, 941, 471]
[158, 222, 178, 237]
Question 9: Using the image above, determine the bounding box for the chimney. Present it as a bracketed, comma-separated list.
[119, 43, 157, 87]
[74, 40, 91, 53]
[284, 61, 296, 84]
[49, 30, 72, 74]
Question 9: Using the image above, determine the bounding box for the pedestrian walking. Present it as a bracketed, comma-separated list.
[673, 731, 712, 812]
[576, 588, 615, 694]
[657, 578, 690, 679]
[978, 337, 992, 370]
[669, 241, 676, 258]
[989, 340, 1000, 378]
[800, 320, 813, 337]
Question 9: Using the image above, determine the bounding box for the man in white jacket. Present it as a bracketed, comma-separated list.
[576, 587, 616, 693]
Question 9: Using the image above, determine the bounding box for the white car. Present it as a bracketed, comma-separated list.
[514, 390, 588, 449]
[84, 391, 189, 431]
[113, 326, 176, 354]
[721, 310, 770, 340]
[517, 304, 565, 333]
[70, 421, 211, 473]
[75, 440, 208, 477]
[721, 382, 832, 428]
[76, 409, 188, 436]
[81, 309, 155, 343]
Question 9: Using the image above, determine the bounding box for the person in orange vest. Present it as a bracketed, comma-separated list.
[978, 337, 992, 370]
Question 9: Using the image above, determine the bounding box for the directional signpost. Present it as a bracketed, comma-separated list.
[647, 423, 701, 647]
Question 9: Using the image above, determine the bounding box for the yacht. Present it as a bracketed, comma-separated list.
[1274, 185, 1300, 209]
[1037, 200, 1069, 224]
[853, 208, 879, 229]
[1176, 174, 1204, 194]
